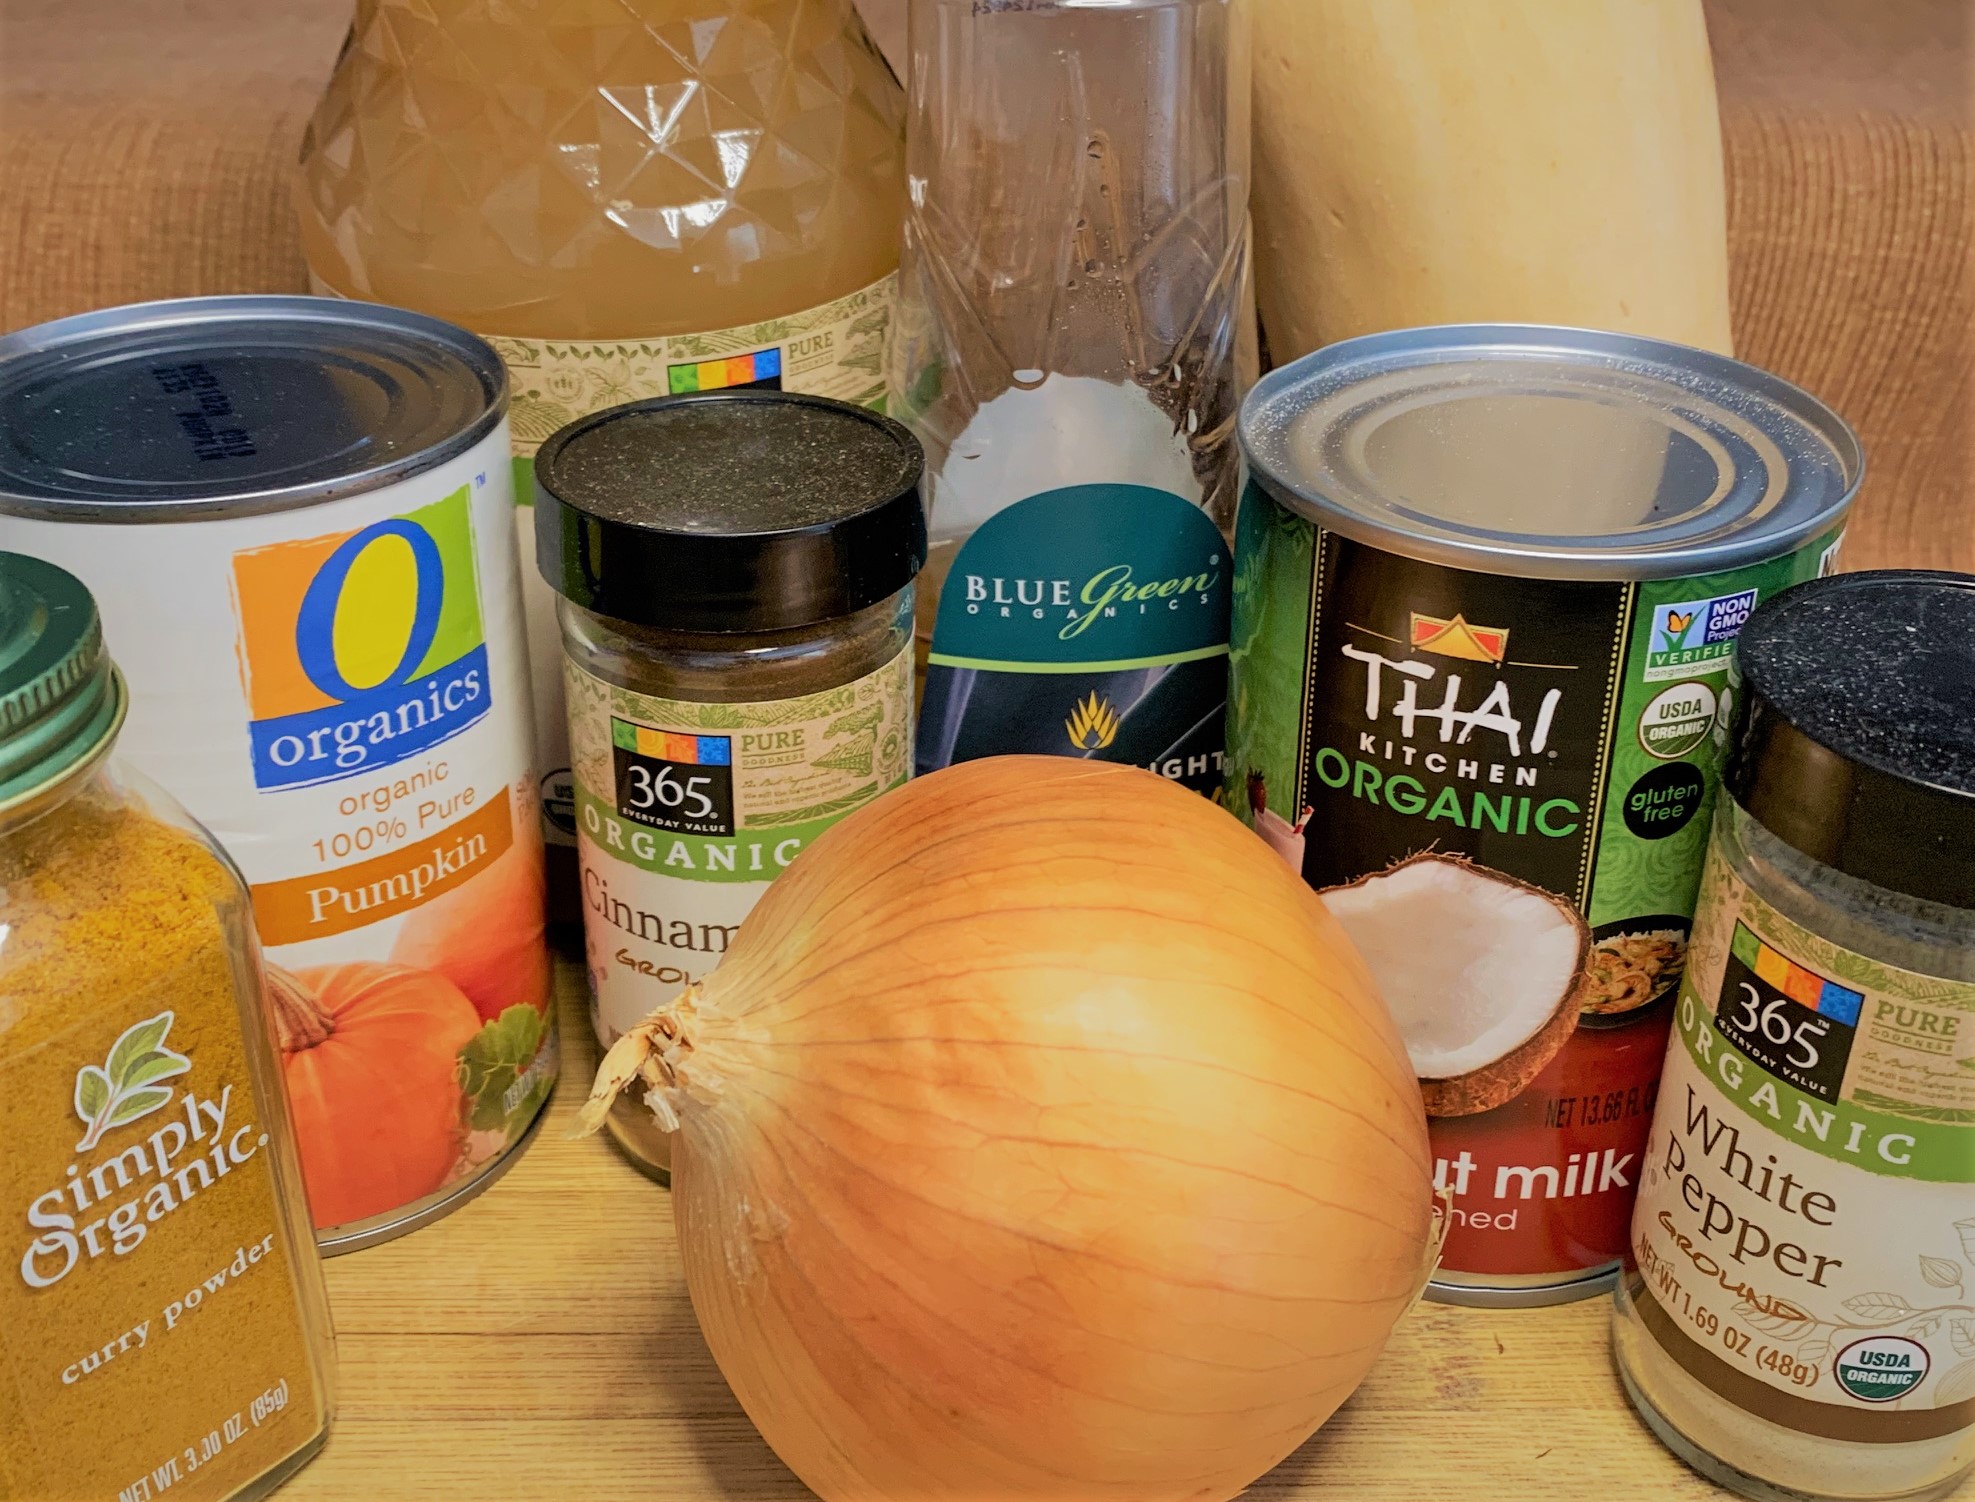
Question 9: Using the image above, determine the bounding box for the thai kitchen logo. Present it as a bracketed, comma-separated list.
[20, 1014, 267, 1290]
[233, 486, 490, 789]
[1410, 612, 1509, 665]
[1296, 535, 1637, 902]
[1644, 589, 1757, 682]
[1065, 692, 1121, 751]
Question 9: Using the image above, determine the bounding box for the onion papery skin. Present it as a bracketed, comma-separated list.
[653, 757, 1433, 1502]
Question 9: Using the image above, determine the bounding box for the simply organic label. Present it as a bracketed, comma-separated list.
[1630, 845, 1975, 1439]
[485, 274, 897, 848]
[3, 1002, 322, 1499]
[918, 485, 1233, 796]
[1224, 482, 1843, 1283]
[566, 647, 913, 1043]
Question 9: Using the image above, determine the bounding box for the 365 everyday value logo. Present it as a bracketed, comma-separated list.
[232, 486, 490, 789]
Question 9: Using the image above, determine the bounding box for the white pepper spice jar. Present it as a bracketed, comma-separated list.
[1615, 570, 1975, 1502]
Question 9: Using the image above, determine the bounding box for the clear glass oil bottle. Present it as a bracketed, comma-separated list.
[889, 0, 1253, 787]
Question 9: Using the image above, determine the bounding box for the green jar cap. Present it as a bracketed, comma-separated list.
[0, 552, 127, 810]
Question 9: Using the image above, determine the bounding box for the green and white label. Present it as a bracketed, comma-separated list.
[1225, 488, 1841, 931]
[1629, 839, 1975, 1439]
[918, 484, 1232, 795]
[564, 645, 911, 1043]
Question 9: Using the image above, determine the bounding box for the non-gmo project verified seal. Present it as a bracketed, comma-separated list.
[1644, 589, 1759, 682]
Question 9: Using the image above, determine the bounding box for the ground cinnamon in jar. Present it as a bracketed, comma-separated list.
[534, 392, 925, 1182]
[0, 552, 333, 1499]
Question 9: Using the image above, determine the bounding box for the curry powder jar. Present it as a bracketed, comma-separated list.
[0, 552, 335, 1499]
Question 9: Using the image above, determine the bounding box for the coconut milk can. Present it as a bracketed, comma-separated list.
[1228, 326, 1861, 1303]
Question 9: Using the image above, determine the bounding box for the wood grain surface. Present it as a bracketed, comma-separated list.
[272, 956, 1888, 1502]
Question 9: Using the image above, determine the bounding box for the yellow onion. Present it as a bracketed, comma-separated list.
[581, 756, 1434, 1502]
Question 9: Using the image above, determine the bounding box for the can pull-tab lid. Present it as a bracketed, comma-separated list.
[0, 552, 127, 810]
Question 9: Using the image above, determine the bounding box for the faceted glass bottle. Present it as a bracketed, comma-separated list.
[297, 0, 905, 340]
[296, 0, 908, 930]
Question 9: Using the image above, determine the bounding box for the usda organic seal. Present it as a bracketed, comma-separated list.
[1833, 1337, 1930, 1403]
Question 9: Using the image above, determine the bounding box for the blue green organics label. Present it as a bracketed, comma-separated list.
[918, 485, 1232, 794]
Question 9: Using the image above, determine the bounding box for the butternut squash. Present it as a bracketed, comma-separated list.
[1252, 0, 1733, 360]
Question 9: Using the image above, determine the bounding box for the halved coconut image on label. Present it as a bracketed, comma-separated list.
[1323, 854, 1590, 1117]
[1578, 915, 1688, 1028]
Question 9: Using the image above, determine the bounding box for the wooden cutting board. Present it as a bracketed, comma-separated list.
[276, 957, 1806, 1501]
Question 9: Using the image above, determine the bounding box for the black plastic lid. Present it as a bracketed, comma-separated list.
[1728, 570, 1975, 910]
[534, 391, 926, 634]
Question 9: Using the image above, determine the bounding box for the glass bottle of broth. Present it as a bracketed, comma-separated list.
[296, 0, 907, 909]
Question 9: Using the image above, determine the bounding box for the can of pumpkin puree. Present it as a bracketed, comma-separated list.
[1228, 325, 1860, 1305]
[0, 297, 555, 1253]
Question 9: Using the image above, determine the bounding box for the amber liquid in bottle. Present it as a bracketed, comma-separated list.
[297, 0, 905, 333]
[296, 0, 904, 1179]
[296, 0, 907, 1026]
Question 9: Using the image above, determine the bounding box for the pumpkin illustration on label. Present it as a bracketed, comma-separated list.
[391, 791, 552, 1024]
[268, 962, 482, 1229]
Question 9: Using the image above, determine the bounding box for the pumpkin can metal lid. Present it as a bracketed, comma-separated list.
[1240, 324, 1863, 581]
[0, 295, 507, 521]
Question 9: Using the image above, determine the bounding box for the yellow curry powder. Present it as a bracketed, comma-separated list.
[0, 780, 332, 1500]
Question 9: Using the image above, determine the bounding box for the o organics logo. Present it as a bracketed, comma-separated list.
[233, 487, 489, 788]
[1065, 691, 1120, 751]
[73, 1012, 189, 1151]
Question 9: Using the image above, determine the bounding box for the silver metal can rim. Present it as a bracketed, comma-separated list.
[0, 295, 509, 523]
[1239, 323, 1865, 582]
[1426, 1261, 1622, 1308]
